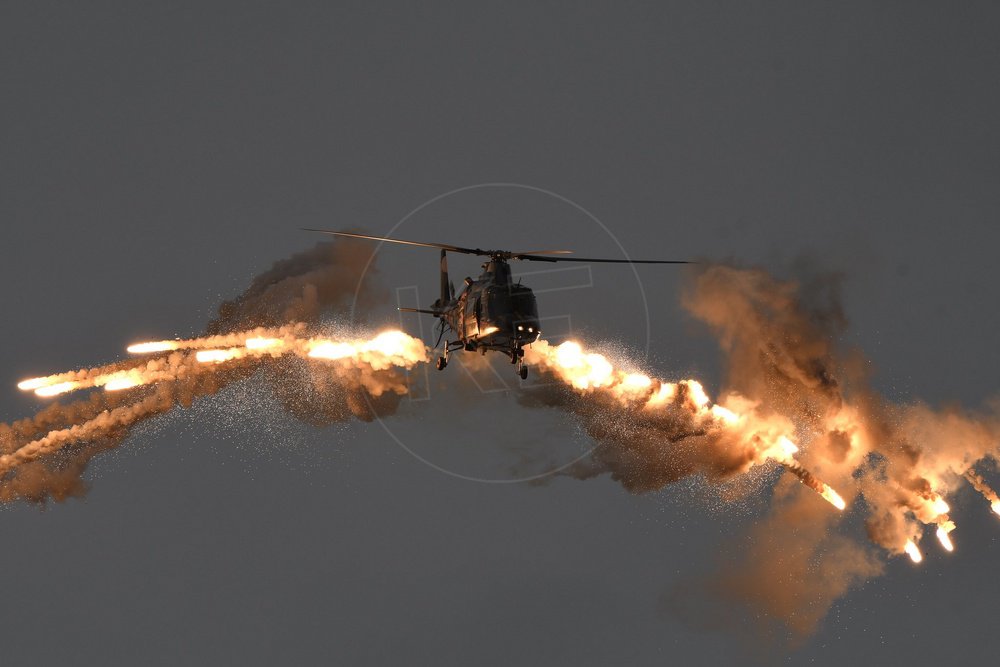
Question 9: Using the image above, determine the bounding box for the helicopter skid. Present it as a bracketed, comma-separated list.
[438, 338, 529, 377]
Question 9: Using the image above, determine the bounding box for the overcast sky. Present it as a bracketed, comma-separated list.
[2, 3, 1000, 665]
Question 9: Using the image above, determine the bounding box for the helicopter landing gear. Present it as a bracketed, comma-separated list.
[479, 346, 487, 355]
[519, 364, 528, 380]
[435, 356, 448, 371]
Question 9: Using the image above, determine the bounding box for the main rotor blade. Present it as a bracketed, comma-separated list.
[302, 229, 489, 256]
[515, 253, 693, 264]
[508, 249, 574, 256]
[302, 229, 693, 263]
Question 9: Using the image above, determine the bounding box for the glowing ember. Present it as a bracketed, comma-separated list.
[931, 497, 950, 516]
[195, 349, 240, 363]
[710, 404, 740, 425]
[777, 436, 799, 457]
[103, 375, 142, 391]
[35, 382, 81, 397]
[245, 337, 283, 350]
[820, 484, 847, 511]
[308, 341, 355, 360]
[687, 380, 710, 409]
[936, 524, 955, 552]
[17, 377, 52, 391]
[904, 540, 923, 563]
[127, 341, 179, 354]
[645, 382, 677, 408]
[622, 373, 653, 392]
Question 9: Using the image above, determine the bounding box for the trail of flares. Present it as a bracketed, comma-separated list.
[6, 243, 1000, 642]
[5, 327, 428, 478]
[964, 469, 1000, 517]
[523, 339, 847, 511]
[17, 326, 427, 400]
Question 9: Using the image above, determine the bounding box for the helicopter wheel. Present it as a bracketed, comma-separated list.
[510, 352, 518, 364]
[436, 356, 448, 371]
[519, 364, 528, 380]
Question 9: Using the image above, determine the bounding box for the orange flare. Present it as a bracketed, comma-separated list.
[17, 377, 53, 391]
[103, 376, 142, 391]
[776, 435, 799, 457]
[820, 484, 847, 511]
[904, 540, 923, 563]
[931, 497, 950, 516]
[686, 380, 710, 409]
[308, 341, 354, 360]
[936, 524, 955, 552]
[992, 501, 1000, 517]
[245, 337, 283, 350]
[710, 404, 740, 425]
[35, 381, 80, 397]
[195, 349, 239, 363]
[127, 341, 179, 354]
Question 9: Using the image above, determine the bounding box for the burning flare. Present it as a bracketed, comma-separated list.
[126, 341, 180, 354]
[904, 540, 923, 564]
[524, 339, 847, 511]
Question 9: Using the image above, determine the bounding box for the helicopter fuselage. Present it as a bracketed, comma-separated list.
[305, 228, 690, 379]
[433, 257, 540, 372]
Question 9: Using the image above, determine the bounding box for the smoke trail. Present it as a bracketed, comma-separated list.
[1, 238, 405, 503]
[506, 263, 999, 642]
[674, 265, 997, 640]
[5, 239, 1000, 643]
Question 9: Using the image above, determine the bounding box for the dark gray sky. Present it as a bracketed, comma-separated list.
[2, 2, 1000, 665]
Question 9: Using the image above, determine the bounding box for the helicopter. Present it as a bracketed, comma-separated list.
[305, 230, 690, 379]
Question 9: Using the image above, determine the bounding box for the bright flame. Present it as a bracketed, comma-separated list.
[710, 404, 740, 425]
[479, 326, 499, 336]
[646, 382, 677, 408]
[195, 349, 239, 363]
[364, 330, 413, 355]
[992, 500, 1000, 517]
[622, 373, 652, 392]
[820, 484, 847, 511]
[17, 377, 52, 391]
[904, 540, 923, 563]
[127, 341, 179, 354]
[103, 376, 142, 391]
[308, 341, 355, 360]
[776, 435, 799, 457]
[686, 381, 710, 409]
[35, 382, 81, 397]
[936, 524, 955, 552]
[245, 337, 283, 350]
[931, 497, 950, 516]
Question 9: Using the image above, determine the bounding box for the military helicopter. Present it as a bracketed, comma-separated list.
[305, 230, 690, 379]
